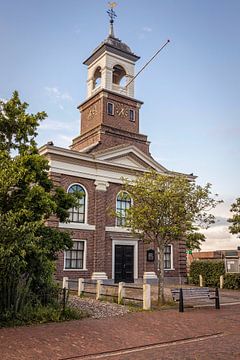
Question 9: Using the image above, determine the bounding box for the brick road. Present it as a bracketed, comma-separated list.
[0, 304, 240, 360]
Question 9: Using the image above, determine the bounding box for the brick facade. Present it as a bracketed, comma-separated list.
[40, 25, 188, 284]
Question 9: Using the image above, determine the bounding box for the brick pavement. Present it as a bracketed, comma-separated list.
[0, 304, 240, 360]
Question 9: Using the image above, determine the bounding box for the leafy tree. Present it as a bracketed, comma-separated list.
[0, 91, 77, 315]
[185, 232, 205, 251]
[228, 197, 240, 237]
[122, 171, 221, 304]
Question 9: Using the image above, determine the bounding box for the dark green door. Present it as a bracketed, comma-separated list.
[114, 245, 134, 283]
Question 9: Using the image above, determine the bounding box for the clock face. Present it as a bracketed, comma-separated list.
[115, 103, 128, 118]
[88, 105, 97, 119]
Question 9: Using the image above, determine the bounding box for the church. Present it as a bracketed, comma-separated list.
[39, 8, 192, 284]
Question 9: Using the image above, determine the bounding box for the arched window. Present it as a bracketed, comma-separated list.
[116, 191, 132, 227]
[68, 184, 86, 223]
[112, 65, 127, 87]
[93, 66, 101, 89]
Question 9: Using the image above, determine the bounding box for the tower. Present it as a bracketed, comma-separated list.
[71, 5, 150, 155]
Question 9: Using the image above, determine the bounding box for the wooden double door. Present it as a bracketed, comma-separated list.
[114, 245, 134, 283]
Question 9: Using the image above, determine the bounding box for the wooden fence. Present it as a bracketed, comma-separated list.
[62, 277, 151, 310]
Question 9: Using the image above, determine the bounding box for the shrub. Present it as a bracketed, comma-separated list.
[223, 273, 240, 290]
[189, 260, 225, 287]
[0, 304, 87, 328]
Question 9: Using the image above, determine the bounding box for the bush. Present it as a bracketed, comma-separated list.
[0, 304, 87, 328]
[189, 260, 225, 287]
[224, 273, 240, 290]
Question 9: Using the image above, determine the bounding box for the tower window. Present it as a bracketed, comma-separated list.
[112, 65, 127, 87]
[129, 109, 135, 122]
[107, 102, 114, 116]
[93, 66, 101, 89]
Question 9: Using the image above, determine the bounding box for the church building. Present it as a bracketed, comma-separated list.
[39, 9, 192, 284]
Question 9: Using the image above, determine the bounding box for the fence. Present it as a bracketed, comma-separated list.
[62, 277, 151, 310]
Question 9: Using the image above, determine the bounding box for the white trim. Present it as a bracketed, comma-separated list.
[67, 183, 88, 224]
[164, 244, 174, 271]
[115, 191, 133, 227]
[94, 180, 109, 191]
[59, 223, 95, 230]
[112, 239, 138, 280]
[64, 239, 87, 271]
[106, 226, 131, 233]
[39, 144, 173, 175]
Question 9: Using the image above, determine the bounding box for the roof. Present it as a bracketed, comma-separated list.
[83, 35, 140, 65]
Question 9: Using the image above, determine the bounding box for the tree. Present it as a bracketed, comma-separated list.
[122, 171, 221, 304]
[228, 197, 240, 237]
[0, 91, 77, 315]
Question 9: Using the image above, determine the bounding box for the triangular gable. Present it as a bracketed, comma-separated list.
[93, 144, 169, 173]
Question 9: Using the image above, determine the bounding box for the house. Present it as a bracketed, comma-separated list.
[39, 11, 193, 284]
[189, 250, 240, 273]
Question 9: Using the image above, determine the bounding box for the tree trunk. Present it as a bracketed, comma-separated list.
[157, 245, 165, 305]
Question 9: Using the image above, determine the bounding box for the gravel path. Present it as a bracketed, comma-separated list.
[69, 295, 129, 319]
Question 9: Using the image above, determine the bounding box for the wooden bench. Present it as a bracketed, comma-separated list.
[171, 287, 220, 312]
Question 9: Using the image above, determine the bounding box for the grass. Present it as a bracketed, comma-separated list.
[0, 304, 88, 328]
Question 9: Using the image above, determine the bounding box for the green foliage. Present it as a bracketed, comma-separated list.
[185, 232, 206, 251]
[189, 260, 225, 287]
[228, 197, 240, 236]
[0, 304, 86, 328]
[121, 171, 222, 303]
[223, 273, 240, 290]
[0, 91, 79, 318]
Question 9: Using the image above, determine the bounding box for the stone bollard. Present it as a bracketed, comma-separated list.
[118, 282, 125, 304]
[78, 278, 85, 297]
[143, 283, 151, 310]
[96, 280, 103, 300]
[199, 274, 203, 287]
[62, 276, 69, 289]
[220, 275, 224, 289]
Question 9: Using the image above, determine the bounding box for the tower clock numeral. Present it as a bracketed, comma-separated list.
[88, 105, 97, 119]
[116, 104, 128, 118]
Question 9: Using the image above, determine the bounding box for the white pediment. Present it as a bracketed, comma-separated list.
[93, 145, 169, 173]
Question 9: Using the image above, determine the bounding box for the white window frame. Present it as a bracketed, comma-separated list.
[67, 183, 88, 224]
[107, 102, 115, 116]
[115, 191, 132, 227]
[64, 239, 87, 271]
[164, 244, 174, 270]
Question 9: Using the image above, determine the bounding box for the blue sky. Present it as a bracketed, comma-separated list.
[1, 0, 239, 250]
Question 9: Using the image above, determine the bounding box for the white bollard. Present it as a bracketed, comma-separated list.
[96, 280, 103, 300]
[199, 274, 203, 287]
[118, 282, 125, 304]
[78, 278, 85, 297]
[143, 283, 151, 310]
[220, 275, 224, 289]
[62, 276, 68, 289]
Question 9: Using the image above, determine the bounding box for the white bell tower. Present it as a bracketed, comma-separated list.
[83, 5, 140, 99]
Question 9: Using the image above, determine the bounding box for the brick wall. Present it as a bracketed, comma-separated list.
[49, 172, 186, 281]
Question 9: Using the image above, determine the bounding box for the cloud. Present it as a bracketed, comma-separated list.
[201, 224, 239, 251]
[142, 26, 152, 32]
[138, 26, 153, 40]
[45, 87, 73, 102]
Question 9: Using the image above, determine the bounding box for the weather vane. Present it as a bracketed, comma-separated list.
[107, 2, 117, 24]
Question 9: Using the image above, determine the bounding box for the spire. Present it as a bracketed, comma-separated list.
[107, 2, 117, 38]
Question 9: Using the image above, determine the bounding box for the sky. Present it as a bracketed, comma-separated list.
[1, 0, 239, 251]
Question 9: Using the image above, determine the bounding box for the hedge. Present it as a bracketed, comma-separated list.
[189, 260, 225, 287]
[224, 273, 240, 290]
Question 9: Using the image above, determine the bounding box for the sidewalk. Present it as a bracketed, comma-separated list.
[0, 304, 240, 359]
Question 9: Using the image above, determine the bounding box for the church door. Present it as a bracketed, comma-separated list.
[114, 245, 134, 283]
